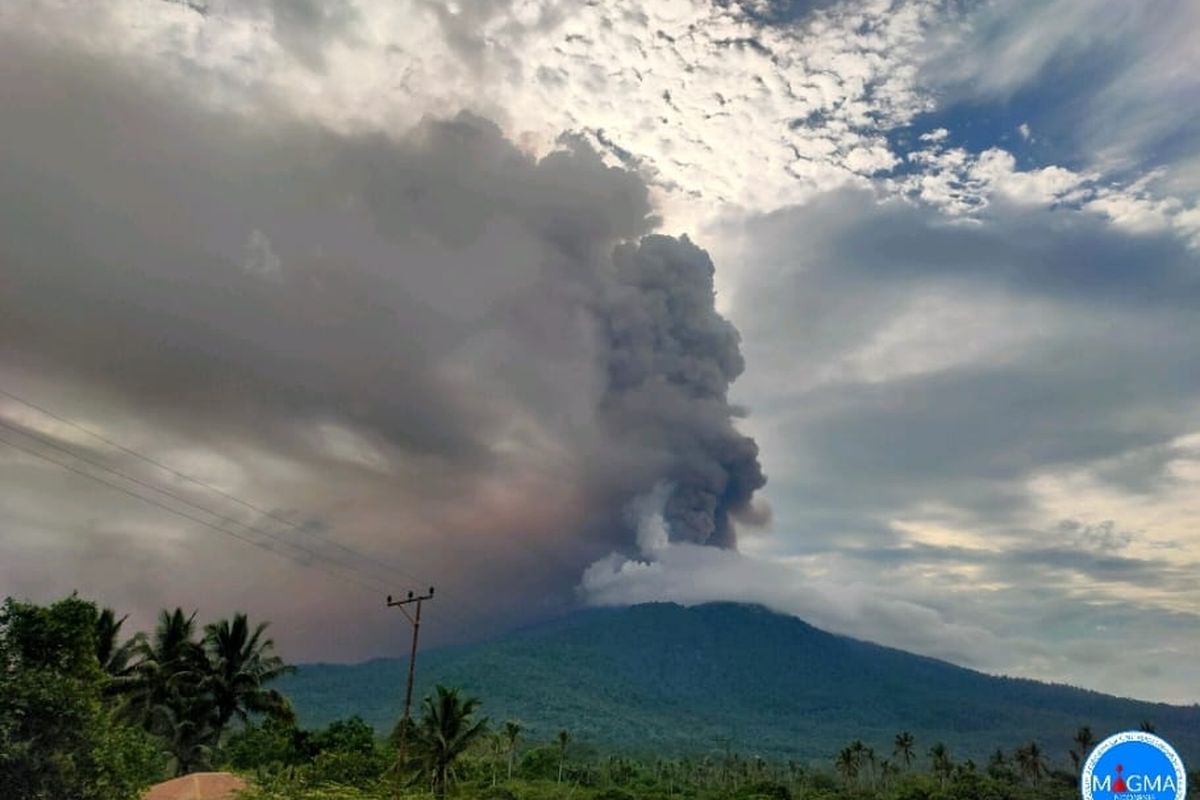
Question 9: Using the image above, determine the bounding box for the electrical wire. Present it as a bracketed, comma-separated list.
[0, 387, 522, 632]
[0, 430, 390, 595]
[0, 386, 571, 639]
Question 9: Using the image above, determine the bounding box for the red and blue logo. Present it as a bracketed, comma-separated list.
[1082, 732, 1186, 800]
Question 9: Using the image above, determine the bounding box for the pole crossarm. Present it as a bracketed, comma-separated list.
[387, 588, 434, 624]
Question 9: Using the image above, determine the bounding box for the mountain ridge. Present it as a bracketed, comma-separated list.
[279, 602, 1199, 763]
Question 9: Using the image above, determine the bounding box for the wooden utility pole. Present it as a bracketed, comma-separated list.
[387, 587, 434, 796]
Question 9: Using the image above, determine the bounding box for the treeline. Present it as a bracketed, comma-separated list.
[829, 728, 1102, 793]
[235, 712, 1200, 800]
[228, 708, 1123, 800]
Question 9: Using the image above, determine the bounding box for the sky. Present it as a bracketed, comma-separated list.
[1, 0, 1199, 704]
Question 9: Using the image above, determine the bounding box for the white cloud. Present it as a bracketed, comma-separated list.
[814, 287, 1058, 386]
[579, 540, 1014, 670]
[0, 0, 946, 220]
[896, 140, 1200, 244]
[578, 521, 1200, 702]
[6, 0, 1194, 252]
[927, 0, 1200, 188]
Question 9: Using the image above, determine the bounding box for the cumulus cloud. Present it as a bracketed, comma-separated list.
[0, 0, 947, 218]
[10, 0, 1194, 250]
[896, 139, 1200, 244]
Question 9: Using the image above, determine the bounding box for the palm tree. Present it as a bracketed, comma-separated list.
[834, 747, 858, 787]
[1016, 741, 1046, 784]
[1070, 725, 1096, 775]
[410, 685, 489, 797]
[848, 740, 867, 787]
[203, 612, 294, 741]
[893, 731, 915, 769]
[488, 732, 504, 786]
[118, 608, 208, 726]
[987, 748, 1012, 780]
[929, 743, 953, 789]
[95, 607, 141, 679]
[879, 759, 896, 790]
[557, 729, 572, 784]
[605, 754, 620, 787]
[117, 608, 214, 775]
[785, 759, 803, 789]
[503, 720, 522, 780]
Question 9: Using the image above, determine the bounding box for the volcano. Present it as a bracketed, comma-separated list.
[280, 602, 1200, 762]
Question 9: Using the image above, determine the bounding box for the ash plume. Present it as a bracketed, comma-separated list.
[600, 236, 766, 547]
[0, 39, 766, 656]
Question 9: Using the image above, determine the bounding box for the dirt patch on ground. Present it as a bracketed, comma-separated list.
[143, 772, 249, 800]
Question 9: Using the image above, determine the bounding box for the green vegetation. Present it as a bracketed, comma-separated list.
[408, 686, 491, 797]
[4, 595, 1199, 800]
[0, 596, 163, 800]
[229, 705, 1199, 800]
[1, 594, 293, 799]
[113, 607, 295, 776]
[280, 603, 1200, 762]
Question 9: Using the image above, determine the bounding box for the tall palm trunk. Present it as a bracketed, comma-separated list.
[557, 730, 571, 783]
[504, 720, 521, 781]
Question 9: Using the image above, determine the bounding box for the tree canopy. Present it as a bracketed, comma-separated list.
[0, 595, 162, 800]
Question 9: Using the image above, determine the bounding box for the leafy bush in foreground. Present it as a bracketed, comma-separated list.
[0, 596, 164, 800]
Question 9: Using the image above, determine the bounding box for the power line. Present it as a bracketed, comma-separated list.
[0, 415, 496, 642]
[0, 386, 425, 586]
[2, 417, 488, 643]
[0, 430, 390, 595]
[0, 386, 518, 633]
[0, 416, 397, 592]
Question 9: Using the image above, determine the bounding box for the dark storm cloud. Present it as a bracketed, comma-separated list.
[735, 188, 1200, 540]
[0, 37, 764, 643]
[793, 342, 1199, 518]
[0, 41, 636, 463]
[753, 189, 1200, 307]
